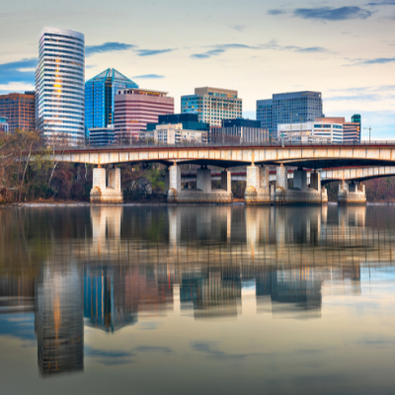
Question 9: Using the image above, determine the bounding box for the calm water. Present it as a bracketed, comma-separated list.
[1, 204, 395, 394]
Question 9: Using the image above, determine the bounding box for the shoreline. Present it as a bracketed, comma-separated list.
[2, 201, 395, 208]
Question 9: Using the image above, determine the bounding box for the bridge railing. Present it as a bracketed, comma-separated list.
[57, 140, 395, 151]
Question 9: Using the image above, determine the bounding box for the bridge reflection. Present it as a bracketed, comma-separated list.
[0, 204, 394, 376]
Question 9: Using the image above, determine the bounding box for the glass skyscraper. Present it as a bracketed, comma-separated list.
[85, 68, 138, 138]
[257, 91, 323, 139]
[35, 27, 85, 144]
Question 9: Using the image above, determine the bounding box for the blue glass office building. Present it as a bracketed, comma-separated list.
[85, 68, 138, 138]
[257, 91, 323, 139]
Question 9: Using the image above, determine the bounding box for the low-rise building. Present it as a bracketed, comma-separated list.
[88, 126, 115, 147]
[0, 116, 9, 133]
[142, 123, 207, 144]
[211, 118, 269, 143]
[277, 121, 343, 143]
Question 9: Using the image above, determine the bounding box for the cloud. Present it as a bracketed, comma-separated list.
[133, 346, 173, 354]
[260, 40, 329, 53]
[366, 1, 395, 5]
[85, 347, 131, 358]
[133, 74, 164, 79]
[0, 314, 36, 342]
[191, 49, 225, 59]
[293, 6, 373, 20]
[357, 57, 395, 65]
[267, 9, 287, 15]
[230, 24, 245, 32]
[191, 341, 266, 360]
[214, 44, 258, 50]
[0, 82, 35, 93]
[135, 49, 174, 56]
[0, 58, 37, 85]
[86, 42, 135, 56]
[191, 41, 329, 59]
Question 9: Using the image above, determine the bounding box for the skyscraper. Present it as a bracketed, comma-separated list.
[85, 68, 138, 138]
[35, 27, 85, 144]
[257, 91, 323, 139]
[0, 92, 35, 132]
[181, 87, 242, 127]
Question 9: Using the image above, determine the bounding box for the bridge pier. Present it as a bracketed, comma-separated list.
[167, 165, 232, 204]
[90, 167, 123, 204]
[245, 165, 270, 205]
[338, 181, 366, 205]
[274, 167, 326, 205]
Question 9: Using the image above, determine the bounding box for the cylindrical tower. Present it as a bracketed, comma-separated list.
[35, 27, 85, 144]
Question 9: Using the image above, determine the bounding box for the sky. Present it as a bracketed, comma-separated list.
[0, 0, 394, 139]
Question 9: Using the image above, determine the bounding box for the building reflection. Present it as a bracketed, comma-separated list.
[0, 275, 35, 314]
[180, 268, 241, 319]
[34, 265, 84, 376]
[84, 263, 174, 332]
[0, 203, 388, 376]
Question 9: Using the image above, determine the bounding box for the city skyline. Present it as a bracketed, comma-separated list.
[0, 0, 394, 138]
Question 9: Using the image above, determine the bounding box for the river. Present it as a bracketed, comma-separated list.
[1, 204, 395, 394]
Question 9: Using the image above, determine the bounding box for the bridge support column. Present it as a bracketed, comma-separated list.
[274, 167, 324, 205]
[338, 181, 366, 205]
[274, 165, 288, 204]
[90, 166, 123, 204]
[221, 170, 231, 193]
[293, 167, 307, 191]
[310, 171, 321, 191]
[167, 164, 181, 203]
[197, 166, 211, 192]
[245, 165, 270, 205]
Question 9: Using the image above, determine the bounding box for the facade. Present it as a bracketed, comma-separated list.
[316, 115, 361, 143]
[114, 88, 174, 143]
[0, 116, 9, 133]
[88, 126, 115, 147]
[211, 118, 269, 144]
[256, 99, 273, 137]
[142, 123, 208, 144]
[257, 91, 323, 140]
[0, 92, 35, 132]
[277, 121, 343, 143]
[181, 87, 242, 127]
[35, 27, 85, 144]
[85, 68, 138, 139]
[147, 113, 210, 132]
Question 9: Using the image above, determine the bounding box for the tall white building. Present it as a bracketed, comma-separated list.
[36, 27, 85, 144]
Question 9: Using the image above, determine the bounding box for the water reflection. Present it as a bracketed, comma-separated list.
[35, 265, 83, 376]
[0, 204, 394, 381]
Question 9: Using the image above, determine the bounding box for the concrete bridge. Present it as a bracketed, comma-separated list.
[51, 144, 395, 205]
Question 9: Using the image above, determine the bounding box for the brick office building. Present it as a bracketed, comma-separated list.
[0, 92, 35, 132]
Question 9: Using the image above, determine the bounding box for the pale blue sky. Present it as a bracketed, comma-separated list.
[0, 0, 394, 138]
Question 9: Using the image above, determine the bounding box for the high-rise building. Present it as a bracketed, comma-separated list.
[181, 87, 242, 127]
[0, 92, 35, 132]
[114, 88, 174, 142]
[257, 91, 323, 139]
[256, 99, 273, 137]
[35, 27, 85, 144]
[85, 68, 138, 139]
